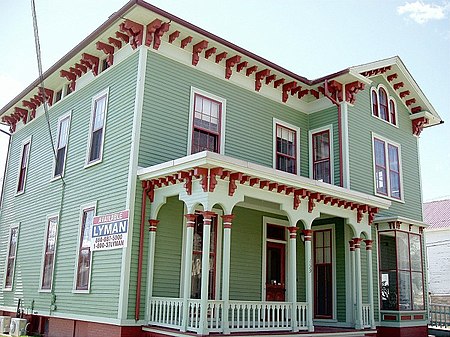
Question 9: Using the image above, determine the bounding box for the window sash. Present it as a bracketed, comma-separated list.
[5, 227, 18, 288]
[388, 144, 401, 199]
[88, 93, 107, 163]
[42, 217, 58, 289]
[312, 131, 331, 183]
[276, 124, 297, 174]
[379, 88, 389, 121]
[374, 138, 388, 195]
[191, 94, 222, 154]
[17, 142, 30, 192]
[372, 90, 379, 117]
[389, 99, 396, 125]
[54, 116, 70, 177]
[76, 208, 94, 290]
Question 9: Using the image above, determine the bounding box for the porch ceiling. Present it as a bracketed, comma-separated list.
[137, 151, 390, 223]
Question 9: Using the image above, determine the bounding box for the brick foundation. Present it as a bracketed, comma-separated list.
[377, 325, 428, 337]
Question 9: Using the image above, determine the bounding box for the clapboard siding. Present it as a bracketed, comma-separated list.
[139, 52, 310, 177]
[0, 52, 139, 319]
[348, 76, 423, 220]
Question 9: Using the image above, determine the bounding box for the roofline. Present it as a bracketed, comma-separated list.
[0, 0, 351, 116]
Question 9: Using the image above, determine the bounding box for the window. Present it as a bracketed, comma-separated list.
[373, 135, 402, 200]
[17, 137, 31, 194]
[379, 231, 424, 311]
[273, 119, 300, 175]
[54, 113, 71, 178]
[87, 90, 108, 164]
[310, 126, 333, 184]
[76, 207, 95, 290]
[54, 89, 63, 104]
[41, 216, 58, 290]
[66, 83, 73, 96]
[188, 88, 226, 155]
[371, 85, 397, 126]
[101, 58, 109, 72]
[4, 226, 19, 289]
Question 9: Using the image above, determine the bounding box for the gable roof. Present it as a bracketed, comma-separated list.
[424, 199, 450, 230]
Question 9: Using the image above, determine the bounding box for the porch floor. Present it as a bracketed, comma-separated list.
[143, 326, 377, 337]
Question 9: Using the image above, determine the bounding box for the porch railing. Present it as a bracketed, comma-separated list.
[429, 303, 450, 329]
[362, 303, 371, 328]
[148, 298, 308, 333]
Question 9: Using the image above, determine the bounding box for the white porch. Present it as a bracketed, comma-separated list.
[137, 151, 389, 335]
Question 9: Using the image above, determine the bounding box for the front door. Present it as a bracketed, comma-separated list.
[314, 229, 333, 318]
[266, 242, 285, 301]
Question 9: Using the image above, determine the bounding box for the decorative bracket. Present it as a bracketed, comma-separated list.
[412, 116, 428, 136]
[274, 79, 285, 88]
[225, 55, 241, 79]
[115, 31, 130, 44]
[108, 37, 122, 49]
[209, 167, 223, 192]
[237, 61, 248, 72]
[400, 90, 410, 98]
[192, 40, 209, 66]
[345, 81, 365, 105]
[145, 19, 163, 47]
[96, 41, 115, 66]
[228, 172, 243, 196]
[293, 188, 307, 210]
[393, 82, 404, 90]
[215, 51, 227, 64]
[255, 69, 270, 91]
[282, 81, 297, 103]
[178, 171, 193, 195]
[181, 36, 193, 49]
[153, 22, 170, 50]
[193, 167, 209, 192]
[119, 19, 144, 49]
[246, 66, 257, 76]
[387, 73, 398, 82]
[81, 53, 100, 76]
[60, 70, 77, 91]
[169, 31, 180, 43]
[205, 47, 216, 59]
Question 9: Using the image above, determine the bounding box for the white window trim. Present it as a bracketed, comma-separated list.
[312, 223, 337, 322]
[3, 223, 20, 291]
[309, 124, 334, 185]
[73, 202, 97, 293]
[272, 118, 301, 175]
[51, 111, 72, 180]
[261, 216, 289, 302]
[15, 135, 32, 196]
[85, 88, 109, 168]
[187, 86, 227, 156]
[371, 133, 404, 203]
[370, 84, 399, 129]
[39, 213, 60, 292]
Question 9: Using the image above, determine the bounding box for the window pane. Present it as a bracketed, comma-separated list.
[58, 117, 70, 148]
[54, 147, 66, 177]
[379, 232, 396, 270]
[314, 161, 330, 183]
[390, 99, 396, 125]
[379, 88, 388, 121]
[411, 272, 424, 310]
[397, 231, 410, 270]
[89, 129, 103, 162]
[9, 228, 18, 256]
[5, 258, 15, 287]
[46, 218, 57, 253]
[372, 90, 379, 116]
[42, 253, 54, 289]
[399, 271, 412, 310]
[77, 248, 90, 289]
[82, 210, 94, 248]
[93, 96, 106, 130]
[381, 271, 398, 310]
[313, 132, 330, 161]
[374, 139, 387, 194]
[410, 235, 422, 271]
[267, 225, 285, 241]
[388, 145, 399, 172]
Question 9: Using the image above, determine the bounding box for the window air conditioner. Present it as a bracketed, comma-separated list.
[10, 318, 27, 337]
[0, 315, 11, 333]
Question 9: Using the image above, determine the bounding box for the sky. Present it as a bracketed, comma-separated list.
[0, 0, 449, 202]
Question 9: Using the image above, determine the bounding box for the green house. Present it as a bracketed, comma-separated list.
[0, 1, 442, 337]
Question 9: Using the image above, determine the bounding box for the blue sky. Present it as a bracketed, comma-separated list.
[0, 0, 449, 201]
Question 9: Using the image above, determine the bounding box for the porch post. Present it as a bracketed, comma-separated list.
[199, 211, 214, 335]
[288, 227, 299, 332]
[146, 219, 159, 320]
[353, 238, 364, 329]
[181, 214, 196, 332]
[364, 239, 376, 329]
[303, 229, 314, 332]
[349, 240, 356, 325]
[221, 214, 234, 334]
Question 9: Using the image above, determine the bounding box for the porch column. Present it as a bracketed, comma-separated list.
[181, 214, 196, 332]
[221, 214, 234, 335]
[303, 229, 314, 332]
[349, 240, 356, 325]
[353, 238, 364, 329]
[364, 239, 376, 329]
[288, 227, 299, 332]
[146, 219, 159, 319]
[199, 211, 215, 335]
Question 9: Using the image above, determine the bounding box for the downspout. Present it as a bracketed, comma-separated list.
[0, 128, 12, 208]
[323, 80, 344, 187]
[136, 182, 149, 321]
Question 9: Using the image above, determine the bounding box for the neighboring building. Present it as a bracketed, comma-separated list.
[0, 1, 443, 337]
[424, 199, 450, 305]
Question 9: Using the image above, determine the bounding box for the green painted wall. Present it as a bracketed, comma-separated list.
[0, 52, 139, 319]
[348, 76, 423, 221]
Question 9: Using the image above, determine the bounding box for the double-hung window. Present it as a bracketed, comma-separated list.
[4, 226, 19, 289]
[54, 113, 71, 178]
[310, 127, 333, 184]
[274, 119, 300, 175]
[373, 135, 402, 200]
[87, 90, 108, 165]
[17, 137, 31, 194]
[76, 206, 95, 290]
[41, 216, 58, 290]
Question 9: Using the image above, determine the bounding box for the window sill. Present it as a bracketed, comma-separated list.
[50, 175, 64, 183]
[84, 159, 102, 169]
[374, 192, 405, 203]
[38, 289, 52, 293]
[15, 190, 25, 197]
[72, 289, 90, 294]
[2, 287, 13, 292]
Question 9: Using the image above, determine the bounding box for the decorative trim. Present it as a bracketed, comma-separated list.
[148, 219, 159, 232]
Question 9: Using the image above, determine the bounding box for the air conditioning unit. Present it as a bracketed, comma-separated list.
[10, 318, 27, 337]
[0, 315, 11, 333]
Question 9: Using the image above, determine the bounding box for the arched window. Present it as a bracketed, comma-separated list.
[379, 88, 389, 121]
[372, 90, 379, 117]
[389, 99, 396, 126]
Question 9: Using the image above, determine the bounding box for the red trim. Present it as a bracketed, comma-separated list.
[383, 315, 397, 321]
[192, 40, 209, 66]
[119, 19, 144, 49]
[225, 55, 241, 79]
[81, 53, 100, 76]
[255, 69, 270, 91]
[412, 117, 428, 136]
[282, 81, 297, 102]
[108, 37, 122, 49]
[115, 31, 130, 43]
[236, 61, 247, 72]
[393, 82, 404, 90]
[148, 219, 159, 232]
[400, 90, 410, 98]
[180, 36, 192, 49]
[246, 65, 257, 76]
[153, 22, 170, 50]
[215, 51, 227, 64]
[168, 30, 180, 43]
[96, 41, 114, 66]
[205, 47, 216, 59]
[144, 19, 163, 47]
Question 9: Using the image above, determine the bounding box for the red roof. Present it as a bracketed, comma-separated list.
[424, 199, 450, 230]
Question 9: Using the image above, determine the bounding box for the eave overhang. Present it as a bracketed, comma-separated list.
[373, 216, 428, 228]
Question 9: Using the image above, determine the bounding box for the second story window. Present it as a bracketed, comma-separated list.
[87, 89, 108, 165]
[76, 206, 95, 291]
[54, 113, 71, 178]
[371, 85, 398, 127]
[273, 119, 300, 175]
[41, 216, 58, 290]
[17, 137, 31, 194]
[4, 226, 19, 289]
[373, 135, 402, 200]
[310, 128, 333, 184]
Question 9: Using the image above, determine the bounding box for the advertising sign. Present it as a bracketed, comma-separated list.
[91, 210, 129, 251]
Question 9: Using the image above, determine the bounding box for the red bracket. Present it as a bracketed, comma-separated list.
[246, 65, 257, 76]
[205, 47, 216, 59]
[298, 89, 309, 99]
[405, 98, 416, 106]
[81, 53, 100, 76]
[178, 171, 193, 195]
[400, 90, 410, 98]
[209, 167, 223, 192]
[268, 182, 278, 191]
[225, 55, 241, 79]
[393, 82, 404, 90]
[75, 63, 87, 73]
[357, 205, 368, 223]
[255, 69, 270, 91]
[153, 22, 170, 50]
[70, 67, 82, 77]
[181, 36, 193, 49]
[229, 172, 243, 196]
[387, 73, 398, 82]
[108, 37, 122, 49]
[60, 69, 76, 82]
[259, 180, 269, 189]
[192, 40, 209, 66]
[412, 116, 428, 136]
[237, 61, 248, 72]
[14, 107, 28, 124]
[326, 80, 343, 102]
[265, 74, 276, 85]
[249, 178, 260, 186]
[310, 89, 319, 99]
[293, 189, 308, 210]
[22, 100, 36, 112]
[96, 41, 115, 66]
[2, 115, 19, 132]
[115, 31, 130, 44]
[145, 19, 163, 47]
[215, 52, 227, 64]
[274, 78, 285, 88]
[345, 81, 365, 105]
[282, 81, 297, 103]
[193, 167, 209, 192]
[119, 19, 144, 49]
[169, 30, 180, 43]
[411, 106, 422, 114]
[38, 88, 54, 106]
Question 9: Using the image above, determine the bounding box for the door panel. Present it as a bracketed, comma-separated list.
[266, 242, 285, 301]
